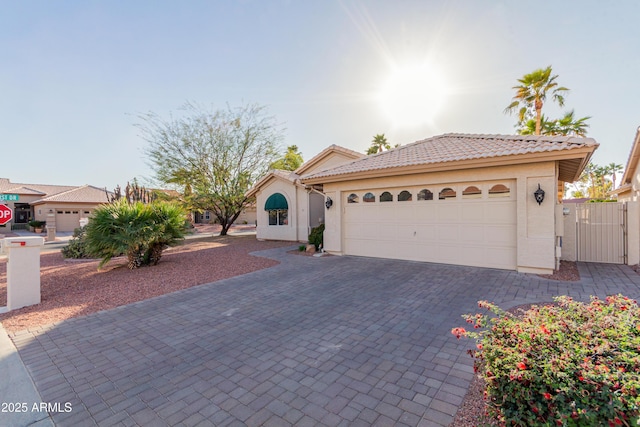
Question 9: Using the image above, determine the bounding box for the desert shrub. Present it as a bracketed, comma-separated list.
[453, 295, 640, 426]
[308, 224, 325, 250]
[298, 244, 306, 252]
[61, 227, 91, 259]
[85, 200, 187, 269]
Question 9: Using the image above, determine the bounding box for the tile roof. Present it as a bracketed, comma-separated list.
[302, 133, 598, 181]
[0, 178, 77, 196]
[31, 185, 111, 204]
[4, 186, 46, 196]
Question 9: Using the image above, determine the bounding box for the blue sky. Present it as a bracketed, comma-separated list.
[2, 1, 638, 189]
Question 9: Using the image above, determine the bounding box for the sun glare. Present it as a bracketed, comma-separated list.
[377, 64, 448, 127]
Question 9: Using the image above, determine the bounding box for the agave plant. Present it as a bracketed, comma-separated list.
[85, 199, 187, 269]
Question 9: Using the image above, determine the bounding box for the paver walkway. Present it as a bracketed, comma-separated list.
[4, 248, 640, 427]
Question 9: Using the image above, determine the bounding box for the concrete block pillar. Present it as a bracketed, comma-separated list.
[2, 237, 44, 311]
[46, 212, 56, 242]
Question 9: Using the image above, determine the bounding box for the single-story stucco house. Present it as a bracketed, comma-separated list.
[0, 178, 111, 232]
[246, 144, 364, 242]
[611, 126, 640, 202]
[249, 133, 598, 274]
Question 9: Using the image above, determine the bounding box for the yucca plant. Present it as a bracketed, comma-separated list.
[85, 200, 187, 269]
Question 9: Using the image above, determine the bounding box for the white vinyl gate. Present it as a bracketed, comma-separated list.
[576, 202, 626, 264]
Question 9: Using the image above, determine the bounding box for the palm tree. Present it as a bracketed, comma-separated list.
[607, 162, 624, 190]
[550, 110, 591, 137]
[518, 115, 555, 135]
[85, 200, 187, 269]
[367, 134, 390, 155]
[505, 66, 569, 135]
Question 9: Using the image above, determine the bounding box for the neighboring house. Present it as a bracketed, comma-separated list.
[0, 178, 111, 232]
[611, 126, 640, 202]
[246, 144, 364, 242]
[300, 133, 597, 274]
[194, 205, 257, 225]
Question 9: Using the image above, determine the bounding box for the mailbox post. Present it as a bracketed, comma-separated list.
[2, 237, 44, 311]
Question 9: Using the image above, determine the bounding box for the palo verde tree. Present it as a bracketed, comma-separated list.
[140, 102, 284, 235]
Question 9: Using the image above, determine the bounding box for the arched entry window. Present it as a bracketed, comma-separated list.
[265, 193, 288, 225]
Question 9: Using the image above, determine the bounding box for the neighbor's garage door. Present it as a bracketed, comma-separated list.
[343, 181, 517, 270]
[56, 210, 81, 232]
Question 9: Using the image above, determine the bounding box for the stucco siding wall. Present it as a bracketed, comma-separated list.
[304, 153, 361, 175]
[255, 180, 297, 241]
[295, 186, 309, 242]
[323, 161, 557, 272]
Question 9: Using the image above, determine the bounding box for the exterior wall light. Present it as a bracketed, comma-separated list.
[325, 197, 333, 209]
[534, 184, 545, 205]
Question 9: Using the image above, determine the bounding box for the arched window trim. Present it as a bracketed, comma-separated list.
[417, 189, 433, 201]
[363, 192, 375, 203]
[462, 185, 482, 199]
[398, 190, 412, 202]
[488, 184, 511, 198]
[439, 187, 457, 200]
[347, 193, 359, 204]
[379, 191, 393, 202]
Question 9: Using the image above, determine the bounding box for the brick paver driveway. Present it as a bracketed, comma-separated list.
[10, 247, 640, 426]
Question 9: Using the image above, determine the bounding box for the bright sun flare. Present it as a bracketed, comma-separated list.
[377, 64, 448, 127]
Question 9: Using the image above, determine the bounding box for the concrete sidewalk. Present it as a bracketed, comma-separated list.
[0, 323, 53, 427]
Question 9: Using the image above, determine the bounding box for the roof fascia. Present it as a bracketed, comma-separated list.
[245, 172, 302, 198]
[621, 127, 640, 185]
[301, 147, 597, 185]
[294, 146, 362, 175]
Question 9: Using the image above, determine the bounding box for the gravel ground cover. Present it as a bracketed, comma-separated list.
[0, 234, 291, 333]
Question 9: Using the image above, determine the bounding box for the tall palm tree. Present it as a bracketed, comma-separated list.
[505, 66, 569, 135]
[518, 115, 555, 135]
[551, 110, 591, 137]
[367, 133, 390, 155]
[607, 162, 624, 190]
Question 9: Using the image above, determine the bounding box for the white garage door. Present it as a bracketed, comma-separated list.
[56, 210, 81, 232]
[343, 181, 517, 270]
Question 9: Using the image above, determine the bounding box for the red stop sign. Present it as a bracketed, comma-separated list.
[0, 204, 13, 225]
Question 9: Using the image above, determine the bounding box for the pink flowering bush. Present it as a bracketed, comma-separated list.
[453, 295, 640, 426]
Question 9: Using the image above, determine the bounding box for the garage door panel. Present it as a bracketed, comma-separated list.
[343, 181, 516, 270]
[461, 203, 486, 222]
[485, 202, 516, 223]
[377, 224, 397, 240]
[437, 204, 460, 221]
[396, 225, 418, 240]
[416, 225, 438, 241]
[460, 225, 485, 243]
[483, 247, 517, 269]
[485, 225, 516, 245]
[395, 205, 416, 222]
[437, 225, 459, 242]
[415, 205, 437, 220]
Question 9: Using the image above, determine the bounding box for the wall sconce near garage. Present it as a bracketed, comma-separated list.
[534, 184, 545, 205]
[325, 197, 333, 209]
